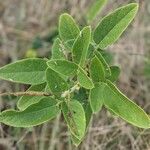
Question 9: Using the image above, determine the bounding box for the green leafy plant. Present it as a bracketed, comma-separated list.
[0, 3, 150, 146]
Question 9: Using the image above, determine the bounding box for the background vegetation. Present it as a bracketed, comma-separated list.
[0, 0, 150, 149]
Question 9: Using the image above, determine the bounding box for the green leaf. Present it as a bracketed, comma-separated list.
[51, 38, 65, 59]
[95, 51, 111, 77]
[77, 67, 94, 89]
[17, 83, 46, 110]
[72, 26, 91, 67]
[89, 82, 105, 113]
[71, 134, 81, 146]
[84, 102, 93, 128]
[47, 59, 78, 77]
[61, 100, 86, 140]
[46, 68, 68, 93]
[90, 56, 105, 82]
[59, 13, 80, 41]
[0, 97, 60, 127]
[87, 0, 107, 22]
[73, 88, 92, 128]
[104, 80, 150, 128]
[108, 66, 120, 82]
[93, 3, 138, 49]
[98, 49, 113, 64]
[0, 58, 47, 85]
[87, 44, 95, 59]
[64, 39, 75, 51]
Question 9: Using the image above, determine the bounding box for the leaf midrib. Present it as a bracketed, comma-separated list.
[98, 6, 136, 45]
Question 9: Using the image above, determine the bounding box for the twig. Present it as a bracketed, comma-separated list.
[0, 83, 80, 98]
[0, 91, 52, 97]
[61, 83, 80, 98]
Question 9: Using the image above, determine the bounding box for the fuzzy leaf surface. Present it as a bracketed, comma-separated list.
[62, 100, 86, 140]
[59, 13, 80, 41]
[51, 38, 65, 59]
[77, 67, 94, 89]
[89, 82, 105, 113]
[90, 56, 105, 82]
[0, 58, 47, 85]
[108, 66, 120, 82]
[104, 80, 150, 128]
[93, 3, 138, 48]
[72, 26, 91, 67]
[95, 51, 111, 77]
[0, 98, 60, 127]
[46, 68, 68, 93]
[47, 59, 78, 77]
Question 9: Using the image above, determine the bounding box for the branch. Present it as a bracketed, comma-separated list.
[0, 91, 52, 97]
[0, 83, 80, 98]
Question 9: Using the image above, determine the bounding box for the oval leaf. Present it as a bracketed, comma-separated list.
[93, 3, 138, 49]
[104, 80, 150, 128]
[59, 13, 80, 41]
[90, 56, 105, 82]
[77, 67, 94, 89]
[47, 59, 78, 77]
[62, 100, 86, 140]
[0, 58, 47, 85]
[72, 26, 91, 67]
[0, 97, 60, 127]
[46, 68, 68, 93]
[17, 83, 46, 110]
[89, 82, 105, 113]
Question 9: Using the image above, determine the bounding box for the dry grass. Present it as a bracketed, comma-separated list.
[0, 0, 150, 149]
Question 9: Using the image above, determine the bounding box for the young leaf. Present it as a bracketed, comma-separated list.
[0, 97, 60, 127]
[59, 13, 80, 41]
[47, 59, 78, 77]
[17, 83, 46, 110]
[0, 58, 47, 85]
[108, 66, 120, 82]
[87, 0, 107, 22]
[95, 50, 111, 77]
[89, 82, 105, 113]
[61, 100, 86, 140]
[46, 68, 68, 93]
[90, 56, 105, 82]
[104, 80, 150, 128]
[51, 38, 65, 59]
[77, 67, 94, 89]
[93, 3, 138, 49]
[72, 26, 91, 67]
